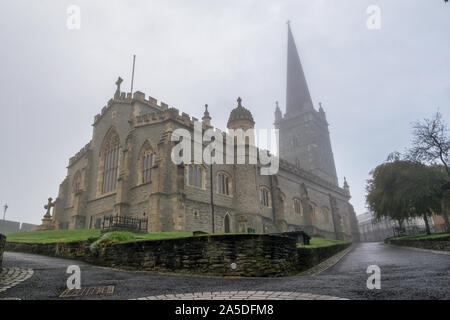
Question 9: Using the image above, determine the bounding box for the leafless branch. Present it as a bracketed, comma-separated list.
[408, 111, 450, 175]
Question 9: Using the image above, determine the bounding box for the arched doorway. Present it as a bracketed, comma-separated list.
[224, 214, 231, 233]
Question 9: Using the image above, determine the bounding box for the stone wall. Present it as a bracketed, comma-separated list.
[0, 220, 20, 234]
[0, 234, 6, 266]
[5, 234, 351, 277]
[5, 241, 93, 259]
[296, 243, 351, 271]
[385, 235, 450, 252]
[0, 220, 38, 234]
[98, 234, 298, 277]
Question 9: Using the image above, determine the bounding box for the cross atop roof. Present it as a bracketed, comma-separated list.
[115, 77, 123, 92]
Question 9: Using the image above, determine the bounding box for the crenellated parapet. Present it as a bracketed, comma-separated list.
[135, 107, 205, 130]
[68, 142, 91, 168]
[93, 90, 169, 126]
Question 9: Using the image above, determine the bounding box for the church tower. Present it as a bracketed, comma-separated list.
[275, 23, 338, 185]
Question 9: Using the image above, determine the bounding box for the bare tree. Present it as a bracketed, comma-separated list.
[408, 111, 450, 232]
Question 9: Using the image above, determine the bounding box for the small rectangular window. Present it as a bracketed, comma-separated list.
[188, 165, 203, 188]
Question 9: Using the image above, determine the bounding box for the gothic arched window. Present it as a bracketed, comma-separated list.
[322, 206, 331, 222]
[260, 186, 271, 207]
[142, 152, 153, 184]
[224, 214, 231, 233]
[100, 128, 120, 194]
[73, 170, 82, 194]
[217, 171, 232, 196]
[279, 192, 286, 213]
[310, 202, 317, 216]
[139, 141, 154, 185]
[293, 198, 303, 216]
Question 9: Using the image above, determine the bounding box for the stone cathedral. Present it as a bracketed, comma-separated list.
[48, 25, 360, 241]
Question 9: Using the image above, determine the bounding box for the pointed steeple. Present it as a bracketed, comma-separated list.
[286, 22, 314, 114]
[274, 101, 282, 123]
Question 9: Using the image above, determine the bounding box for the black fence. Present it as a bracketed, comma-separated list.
[102, 215, 148, 234]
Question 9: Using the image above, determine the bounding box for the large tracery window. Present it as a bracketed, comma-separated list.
[217, 172, 231, 196]
[101, 129, 120, 194]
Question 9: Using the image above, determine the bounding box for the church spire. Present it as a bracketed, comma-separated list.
[286, 22, 313, 114]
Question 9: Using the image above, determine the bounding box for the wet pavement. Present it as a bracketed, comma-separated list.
[0, 242, 448, 300]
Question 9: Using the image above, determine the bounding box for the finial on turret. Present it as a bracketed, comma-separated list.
[319, 102, 325, 113]
[343, 177, 351, 198]
[202, 103, 211, 126]
[275, 101, 282, 123]
[227, 97, 254, 130]
[237, 97, 242, 107]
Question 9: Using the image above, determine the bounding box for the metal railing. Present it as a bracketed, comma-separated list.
[102, 215, 148, 233]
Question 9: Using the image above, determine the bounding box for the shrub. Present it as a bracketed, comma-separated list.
[89, 232, 135, 256]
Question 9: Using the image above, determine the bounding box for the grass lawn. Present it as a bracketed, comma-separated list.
[6, 230, 351, 248]
[6, 229, 192, 244]
[391, 233, 450, 241]
[133, 232, 192, 241]
[297, 237, 347, 248]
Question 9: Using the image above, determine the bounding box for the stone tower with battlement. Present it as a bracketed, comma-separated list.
[275, 24, 339, 186]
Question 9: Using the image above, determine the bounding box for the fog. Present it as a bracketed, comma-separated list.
[0, 0, 449, 224]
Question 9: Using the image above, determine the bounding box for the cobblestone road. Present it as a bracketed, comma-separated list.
[0, 267, 34, 293]
[135, 291, 347, 300]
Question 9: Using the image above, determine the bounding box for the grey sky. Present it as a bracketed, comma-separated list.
[0, 0, 449, 224]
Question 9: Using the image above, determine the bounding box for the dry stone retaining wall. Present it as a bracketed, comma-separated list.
[5, 234, 351, 277]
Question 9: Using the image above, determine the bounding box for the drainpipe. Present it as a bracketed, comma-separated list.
[269, 175, 277, 230]
[210, 164, 215, 233]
